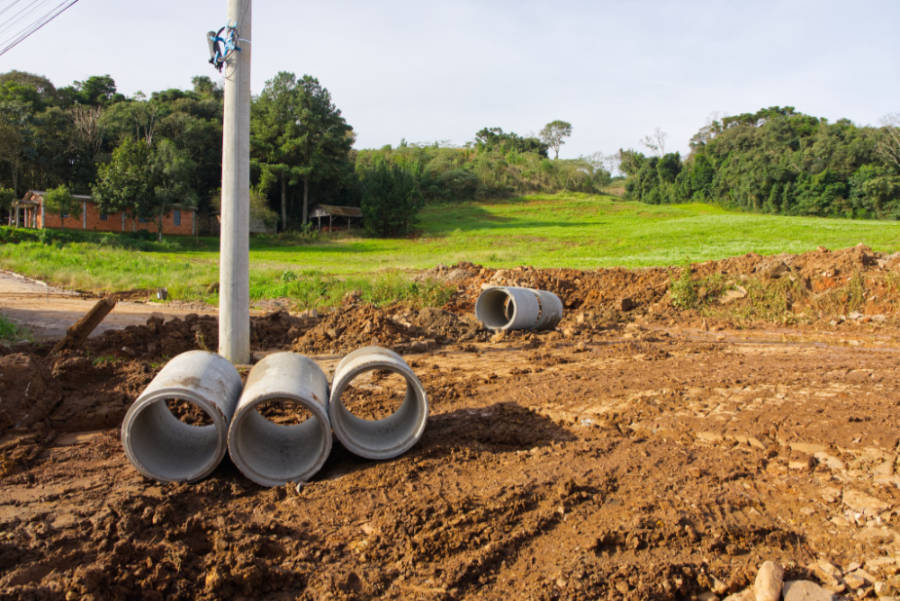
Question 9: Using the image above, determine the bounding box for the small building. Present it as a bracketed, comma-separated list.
[310, 204, 362, 231]
[9, 190, 197, 236]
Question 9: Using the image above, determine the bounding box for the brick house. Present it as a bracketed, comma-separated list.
[11, 190, 197, 236]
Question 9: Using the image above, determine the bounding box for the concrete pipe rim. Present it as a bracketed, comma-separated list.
[475, 286, 518, 331]
[330, 360, 428, 460]
[121, 386, 229, 483]
[227, 392, 332, 487]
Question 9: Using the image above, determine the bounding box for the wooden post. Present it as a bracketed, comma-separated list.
[52, 296, 117, 354]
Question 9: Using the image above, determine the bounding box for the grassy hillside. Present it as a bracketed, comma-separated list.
[1, 192, 898, 306]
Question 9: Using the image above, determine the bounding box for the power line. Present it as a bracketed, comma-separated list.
[0, 0, 52, 39]
[0, 0, 33, 21]
[0, 0, 80, 59]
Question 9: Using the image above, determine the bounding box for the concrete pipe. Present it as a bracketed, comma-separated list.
[475, 286, 564, 331]
[329, 346, 428, 460]
[227, 352, 331, 487]
[121, 350, 242, 482]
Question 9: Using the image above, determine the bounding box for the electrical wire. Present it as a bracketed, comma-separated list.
[0, 0, 80, 59]
[0, 0, 32, 20]
[0, 0, 52, 39]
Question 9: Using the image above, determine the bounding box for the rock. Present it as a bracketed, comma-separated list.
[620, 297, 636, 311]
[814, 452, 845, 472]
[719, 285, 748, 304]
[874, 580, 897, 597]
[843, 569, 874, 589]
[843, 489, 891, 516]
[783, 580, 835, 601]
[810, 560, 843, 592]
[755, 561, 784, 601]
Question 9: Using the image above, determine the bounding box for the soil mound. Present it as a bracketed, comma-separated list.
[432, 244, 900, 327]
[291, 303, 485, 355]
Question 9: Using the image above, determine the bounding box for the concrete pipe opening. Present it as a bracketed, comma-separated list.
[228, 352, 331, 487]
[329, 346, 428, 460]
[475, 286, 562, 331]
[121, 350, 242, 482]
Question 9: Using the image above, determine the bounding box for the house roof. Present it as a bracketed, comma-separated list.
[22, 190, 195, 211]
[311, 204, 362, 218]
[25, 190, 92, 201]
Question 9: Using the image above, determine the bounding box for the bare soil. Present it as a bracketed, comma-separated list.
[1, 246, 899, 601]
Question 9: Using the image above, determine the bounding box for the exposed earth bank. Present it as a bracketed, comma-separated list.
[1, 245, 899, 600]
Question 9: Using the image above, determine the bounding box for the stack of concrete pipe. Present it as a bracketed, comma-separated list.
[475, 286, 563, 331]
[121, 346, 428, 486]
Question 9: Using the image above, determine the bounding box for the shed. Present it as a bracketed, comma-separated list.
[310, 204, 362, 231]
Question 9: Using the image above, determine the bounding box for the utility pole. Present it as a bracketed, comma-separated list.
[218, 0, 251, 364]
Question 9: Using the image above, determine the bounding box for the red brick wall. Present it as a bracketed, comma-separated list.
[38, 196, 195, 236]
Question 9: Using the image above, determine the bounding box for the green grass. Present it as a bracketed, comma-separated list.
[0, 313, 30, 342]
[1, 192, 899, 307]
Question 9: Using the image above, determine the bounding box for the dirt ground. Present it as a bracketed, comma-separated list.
[1, 245, 899, 601]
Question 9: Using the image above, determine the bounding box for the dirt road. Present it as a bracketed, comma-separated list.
[1, 246, 899, 600]
[0, 270, 216, 340]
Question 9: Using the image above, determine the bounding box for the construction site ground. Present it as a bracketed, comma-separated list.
[1, 245, 899, 601]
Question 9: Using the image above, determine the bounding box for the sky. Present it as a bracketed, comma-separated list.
[2, 0, 899, 161]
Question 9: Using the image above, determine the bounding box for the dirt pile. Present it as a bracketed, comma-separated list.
[429, 244, 900, 327]
[292, 303, 485, 355]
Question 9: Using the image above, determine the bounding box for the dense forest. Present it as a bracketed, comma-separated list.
[0, 70, 609, 236]
[621, 106, 900, 219]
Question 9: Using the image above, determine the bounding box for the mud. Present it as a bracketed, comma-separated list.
[1, 245, 899, 600]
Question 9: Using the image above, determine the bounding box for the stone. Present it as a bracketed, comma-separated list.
[874, 580, 897, 597]
[843, 489, 891, 516]
[755, 561, 784, 601]
[810, 560, 844, 592]
[814, 452, 846, 472]
[719, 285, 748, 304]
[843, 572, 868, 589]
[783, 580, 835, 601]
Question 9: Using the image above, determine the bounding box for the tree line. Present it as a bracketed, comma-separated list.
[620, 106, 900, 219]
[0, 69, 606, 237]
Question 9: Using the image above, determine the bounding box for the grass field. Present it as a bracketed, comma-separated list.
[1, 193, 899, 306]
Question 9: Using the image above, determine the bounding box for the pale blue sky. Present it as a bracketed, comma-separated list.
[2, 0, 898, 159]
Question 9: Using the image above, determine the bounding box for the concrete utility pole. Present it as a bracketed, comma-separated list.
[218, 0, 252, 364]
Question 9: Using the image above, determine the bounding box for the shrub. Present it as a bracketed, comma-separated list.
[359, 160, 423, 236]
[669, 264, 698, 309]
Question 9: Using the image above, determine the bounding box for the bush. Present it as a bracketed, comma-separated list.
[359, 160, 423, 236]
[669, 264, 698, 309]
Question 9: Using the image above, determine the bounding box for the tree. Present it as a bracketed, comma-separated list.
[252, 72, 354, 228]
[93, 137, 153, 224]
[43, 184, 77, 224]
[0, 186, 14, 220]
[876, 114, 900, 173]
[641, 127, 668, 155]
[73, 75, 122, 106]
[359, 159, 422, 236]
[92, 137, 196, 240]
[474, 127, 548, 156]
[540, 120, 572, 159]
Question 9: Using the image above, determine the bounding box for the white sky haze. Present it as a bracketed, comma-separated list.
[2, 0, 898, 159]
